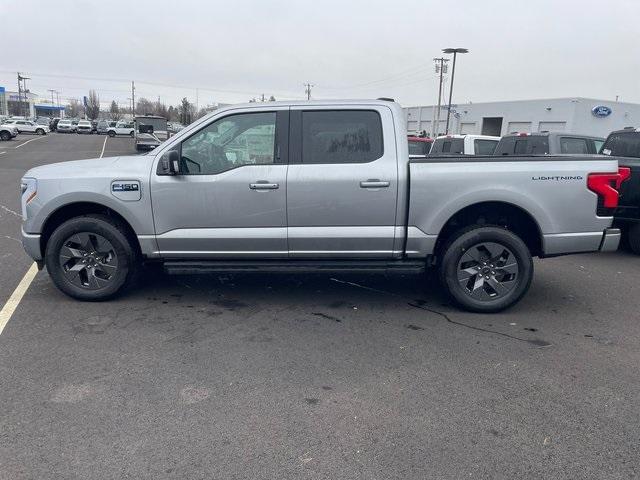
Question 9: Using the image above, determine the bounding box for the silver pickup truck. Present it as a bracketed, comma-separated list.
[20, 100, 624, 312]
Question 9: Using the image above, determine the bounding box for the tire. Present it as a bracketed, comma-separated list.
[628, 223, 640, 255]
[108, 130, 116, 137]
[0, 131, 10, 141]
[45, 214, 139, 301]
[36, 128, 45, 135]
[129, 131, 134, 138]
[439, 226, 533, 313]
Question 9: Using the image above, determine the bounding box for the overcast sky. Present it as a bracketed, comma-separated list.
[1, 0, 639, 109]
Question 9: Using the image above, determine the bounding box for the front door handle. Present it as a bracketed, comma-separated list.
[360, 179, 390, 189]
[250, 181, 279, 190]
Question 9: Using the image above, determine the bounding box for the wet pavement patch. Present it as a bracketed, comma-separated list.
[211, 298, 248, 310]
[311, 312, 342, 323]
[406, 324, 424, 331]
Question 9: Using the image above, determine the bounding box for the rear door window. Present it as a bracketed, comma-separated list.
[429, 138, 464, 155]
[474, 139, 498, 155]
[300, 110, 383, 164]
[408, 140, 429, 156]
[559, 137, 589, 154]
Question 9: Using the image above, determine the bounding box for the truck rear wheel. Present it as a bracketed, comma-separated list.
[439, 226, 533, 313]
[45, 214, 139, 301]
[627, 224, 640, 255]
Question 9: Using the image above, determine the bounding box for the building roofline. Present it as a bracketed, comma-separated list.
[405, 97, 639, 109]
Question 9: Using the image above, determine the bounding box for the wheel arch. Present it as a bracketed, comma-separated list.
[434, 201, 544, 258]
[40, 202, 141, 259]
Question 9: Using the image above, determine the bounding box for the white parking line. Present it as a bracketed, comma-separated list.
[0, 151, 5, 155]
[14, 137, 45, 149]
[0, 263, 38, 335]
[100, 136, 108, 158]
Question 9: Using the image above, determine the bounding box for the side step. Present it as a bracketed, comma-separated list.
[163, 259, 426, 275]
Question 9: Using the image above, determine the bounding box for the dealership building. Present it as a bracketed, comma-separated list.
[404, 97, 640, 138]
[0, 86, 65, 118]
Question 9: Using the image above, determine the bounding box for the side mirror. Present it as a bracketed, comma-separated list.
[161, 150, 181, 175]
[139, 124, 154, 134]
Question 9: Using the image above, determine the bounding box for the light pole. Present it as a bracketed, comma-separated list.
[442, 47, 468, 134]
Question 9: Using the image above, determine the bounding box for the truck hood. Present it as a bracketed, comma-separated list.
[23, 155, 155, 180]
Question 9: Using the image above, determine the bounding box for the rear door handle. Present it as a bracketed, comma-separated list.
[250, 181, 279, 190]
[360, 179, 390, 189]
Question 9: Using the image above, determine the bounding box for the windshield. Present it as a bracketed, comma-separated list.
[601, 131, 640, 158]
[137, 117, 167, 132]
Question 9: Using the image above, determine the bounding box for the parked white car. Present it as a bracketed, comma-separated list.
[56, 119, 76, 133]
[428, 134, 501, 156]
[107, 122, 135, 137]
[0, 123, 19, 141]
[76, 120, 93, 134]
[7, 119, 49, 135]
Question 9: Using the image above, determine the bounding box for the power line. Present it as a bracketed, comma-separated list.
[0, 69, 305, 99]
[318, 64, 430, 90]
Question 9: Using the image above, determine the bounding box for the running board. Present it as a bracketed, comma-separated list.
[163, 259, 426, 275]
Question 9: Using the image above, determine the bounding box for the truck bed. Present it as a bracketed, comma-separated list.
[406, 154, 620, 257]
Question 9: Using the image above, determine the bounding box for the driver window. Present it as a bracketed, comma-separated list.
[179, 112, 276, 175]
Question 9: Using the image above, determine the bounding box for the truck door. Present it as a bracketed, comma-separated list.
[286, 106, 399, 258]
[150, 108, 289, 258]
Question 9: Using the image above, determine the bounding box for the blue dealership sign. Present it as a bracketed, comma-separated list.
[592, 105, 612, 117]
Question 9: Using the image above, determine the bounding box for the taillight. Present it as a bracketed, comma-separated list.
[587, 167, 631, 210]
[617, 167, 631, 188]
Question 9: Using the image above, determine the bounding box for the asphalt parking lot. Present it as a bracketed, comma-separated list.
[0, 133, 639, 479]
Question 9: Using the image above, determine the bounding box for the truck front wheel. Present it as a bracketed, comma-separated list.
[45, 214, 139, 301]
[439, 226, 533, 313]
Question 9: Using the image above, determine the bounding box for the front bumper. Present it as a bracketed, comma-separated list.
[21, 227, 42, 261]
[599, 228, 621, 252]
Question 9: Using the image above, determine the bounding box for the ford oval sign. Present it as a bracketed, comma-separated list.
[592, 105, 612, 118]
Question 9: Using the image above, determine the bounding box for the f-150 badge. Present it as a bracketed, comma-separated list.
[111, 180, 141, 201]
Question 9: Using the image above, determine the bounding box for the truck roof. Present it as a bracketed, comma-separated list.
[407, 136, 433, 143]
[434, 134, 501, 141]
[215, 99, 400, 110]
[503, 131, 604, 140]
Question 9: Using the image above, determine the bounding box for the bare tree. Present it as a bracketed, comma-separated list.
[167, 105, 177, 122]
[66, 99, 82, 118]
[109, 100, 122, 121]
[154, 101, 169, 119]
[86, 90, 100, 120]
[136, 97, 155, 116]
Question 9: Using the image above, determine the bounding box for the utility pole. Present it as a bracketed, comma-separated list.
[17, 72, 22, 118]
[443, 48, 469, 135]
[48, 89, 57, 116]
[304, 83, 313, 100]
[131, 81, 135, 118]
[260, 93, 265, 102]
[432, 58, 448, 138]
